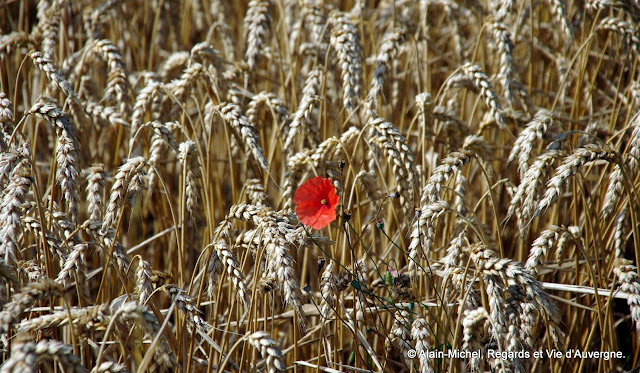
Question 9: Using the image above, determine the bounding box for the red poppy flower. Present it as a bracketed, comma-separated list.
[294, 176, 340, 229]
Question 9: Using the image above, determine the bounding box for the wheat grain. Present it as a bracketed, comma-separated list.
[320, 259, 337, 319]
[388, 309, 413, 369]
[411, 317, 434, 373]
[0, 279, 63, 334]
[407, 200, 452, 275]
[245, 178, 269, 206]
[147, 121, 178, 191]
[365, 27, 407, 119]
[247, 92, 289, 131]
[614, 208, 628, 259]
[549, 0, 573, 43]
[56, 243, 90, 303]
[90, 361, 128, 373]
[115, 300, 177, 368]
[29, 51, 78, 101]
[84, 100, 128, 128]
[368, 117, 416, 215]
[443, 230, 469, 276]
[508, 109, 556, 179]
[209, 1, 236, 60]
[506, 150, 560, 232]
[165, 284, 210, 333]
[160, 51, 190, 79]
[86, 164, 106, 223]
[555, 226, 581, 260]
[167, 63, 205, 104]
[352, 258, 370, 322]
[586, 0, 640, 22]
[330, 14, 363, 115]
[527, 225, 560, 271]
[178, 140, 203, 220]
[284, 68, 323, 152]
[215, 102, 270, 173]
[535, 144, 619, 218]
[489, 22, 517, 106]
[0, 32, 32, 58]
[0, 92, 13, 151]
[603, 114, 640, 218]
[86, 0, 124, 39]
[505, 285, 526, 372]
[450, 63, 507, 131]
[244, 0, 271, 72]
[462, 307, 488, 372]
[86, 222, 132, 274]
[131, 80, 162, 135]
[206, 239, 251, 311]
[0, 159, 32, 263]
[603, 164, 625, 220]
[92, 39, 131, 115]
[0, 149, 21, 189]
[598, 17, 640, 57]
[453, 173, 468, 214]
[30, 100, 81, 223]
[102, 156, 147, 233]
[135, 259, 154, 305]
[302, 0, 326, 46]
[246, 331, 286, 373]
[17, 305, 105, 333]
[420, 149, 474, 205]
[261, 217, 307, 332]
[470, 244, 560, 335]
[614, 259, 640, 330]
[22, 216, 67, 269]
[1, 337, 86, 373]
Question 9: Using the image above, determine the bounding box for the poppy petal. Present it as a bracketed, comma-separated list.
[294, 176, 339, 229]
[298, 205, 335, 229]
[295, 200, 322, 221]
[327, 184, 340, 207]
[293, 176, 329, 204]
[293, 182, 318, 204]
[308, 206, 337, 229]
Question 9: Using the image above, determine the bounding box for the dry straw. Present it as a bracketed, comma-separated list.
[2, 1, 640, 372]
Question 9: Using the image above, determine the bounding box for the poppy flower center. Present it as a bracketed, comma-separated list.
[320, 199, 327, 205]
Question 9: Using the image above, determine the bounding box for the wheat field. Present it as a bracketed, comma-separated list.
[1, 0, 640, 372]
